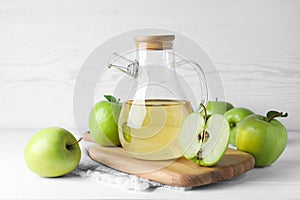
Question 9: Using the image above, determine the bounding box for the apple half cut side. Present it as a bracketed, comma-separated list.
[179, 112, 205, 160]
[179, 113, 230, 166]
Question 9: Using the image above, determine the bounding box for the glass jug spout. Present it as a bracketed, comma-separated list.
[108, 52, 139, 78]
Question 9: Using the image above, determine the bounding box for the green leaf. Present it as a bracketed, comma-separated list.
[266, 110, 288, 122]
[104, 95, 117, 103]
[266, 111, 280, 119]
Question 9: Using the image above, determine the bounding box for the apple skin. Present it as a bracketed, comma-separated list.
[24, 127, 81, 177]
[89, 101, 122, 146]
[205, 101, 234, 116]
[198, 114, 230, 166]
[236, 114, 287, 167]
[224, 108, 254, 146]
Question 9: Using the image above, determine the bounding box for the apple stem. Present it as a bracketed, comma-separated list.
[67, 137, 82, 149]
[200, 103, 208, 122]
[266, 111, 288, 122]
[267, 112, 282, 122]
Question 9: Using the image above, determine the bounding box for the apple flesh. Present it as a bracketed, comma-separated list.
[180, 112, 230, 167]
[89, 98, 122, 146]
[24, 127, 81, 177]
[199, 114, 230, 166]
[236, 114, 287, 167]
[224, 108, 253, 146]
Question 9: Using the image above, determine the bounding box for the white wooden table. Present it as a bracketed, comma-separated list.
[1, 0, 299, 199]
[1, 129, 299, 199]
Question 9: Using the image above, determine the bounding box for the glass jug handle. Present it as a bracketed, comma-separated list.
[175, 59, 208, 112]
[108, 52, 139, 78]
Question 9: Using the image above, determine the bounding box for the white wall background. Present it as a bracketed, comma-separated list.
[0, 0, 299, 132]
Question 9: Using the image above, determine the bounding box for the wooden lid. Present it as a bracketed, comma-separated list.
[134, 35, 175, 50]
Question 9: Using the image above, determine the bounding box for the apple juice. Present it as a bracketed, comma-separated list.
[118, 99, 193, 160]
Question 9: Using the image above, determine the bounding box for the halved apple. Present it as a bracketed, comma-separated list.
[179, 112, 230, 166]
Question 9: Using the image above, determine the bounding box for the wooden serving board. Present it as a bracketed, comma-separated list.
[83, 132, 255, 187]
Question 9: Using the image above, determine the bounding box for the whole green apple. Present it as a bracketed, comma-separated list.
[225, 107, 254, 146]
[24, 127, 81, 177]
[205, 100, 234, 116]
[236, 111, 288, 167]
[89, 95, 122, 146]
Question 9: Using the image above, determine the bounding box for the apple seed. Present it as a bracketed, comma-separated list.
[205, 131, 209, 138]
[198, 132, 202, 141]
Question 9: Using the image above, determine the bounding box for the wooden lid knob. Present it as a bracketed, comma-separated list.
[134, 35, 175, 50]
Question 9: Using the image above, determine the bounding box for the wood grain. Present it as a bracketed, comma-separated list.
[88, 144, 255, 187]
[84, 131, 255, 187]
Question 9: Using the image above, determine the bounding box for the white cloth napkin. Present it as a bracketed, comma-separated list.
[71, 140, 190, 191]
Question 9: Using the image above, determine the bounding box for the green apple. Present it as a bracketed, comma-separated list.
[236, 111, 288, 167]
[89, 95, 122, 146]
[225, 107, 254, 146]
[24, 127, 81, 177]
[205, 100, 234, 116]
[180, 104, 230, 166]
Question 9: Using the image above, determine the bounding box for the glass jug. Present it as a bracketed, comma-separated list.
[108, 35, 208, 160]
